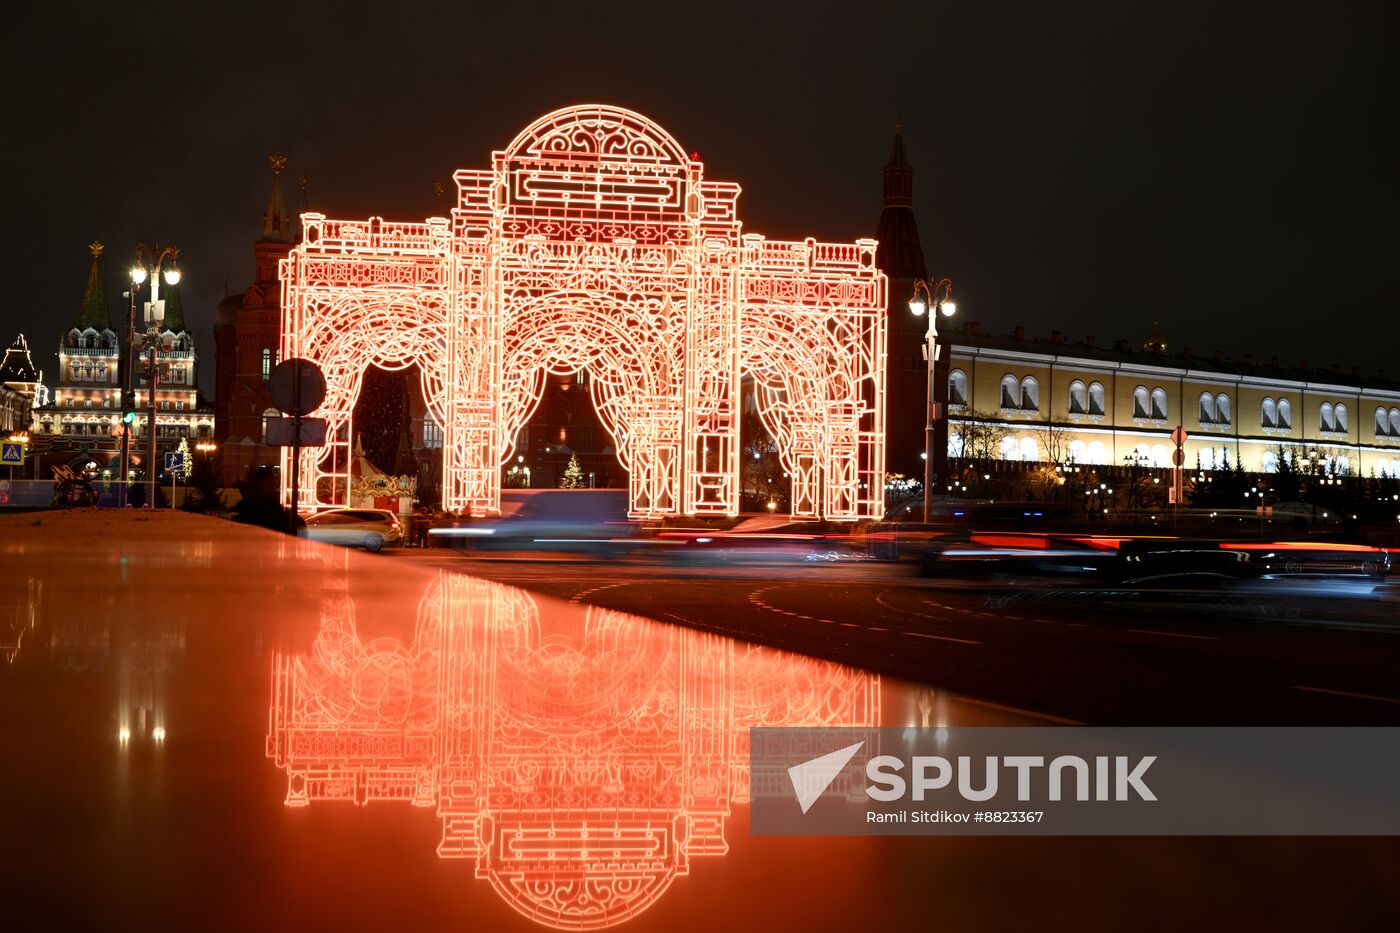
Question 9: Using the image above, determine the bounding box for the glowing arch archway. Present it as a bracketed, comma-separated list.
[280, 104, 887, 519]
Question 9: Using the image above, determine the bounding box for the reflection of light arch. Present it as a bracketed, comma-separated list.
[267, 571, 879, 929]
[280, 104, 886, 521]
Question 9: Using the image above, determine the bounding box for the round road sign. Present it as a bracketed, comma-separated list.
[269, 358, 326, 416]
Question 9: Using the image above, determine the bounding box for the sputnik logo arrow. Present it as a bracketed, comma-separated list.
[787, 741, 865, 814]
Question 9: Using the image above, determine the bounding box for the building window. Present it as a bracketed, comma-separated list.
[262, 348, 272, 381]
[1379, 407, 1399, 439]
[1068, 380, 1086, 415]
[1000, 374, 1018, 409]
[176, 401, 185, 411]
[1068, 439, 1086, 463]
[1000, 436, 1019, 461]
[1320, 402, 1334, 433]
[1215, 394, 1230, 425]
[422, 415, 444, 449]
[1087, 440, 1106, 464]
[1262, 397, 1276, 429]
[1019, 436, 1038, 462]
[948, 369, 968, 407]
[1277, 398, 1292, 430]
[1150, 387, 1168, 421]
[1133, 386, 1150, 419]
[1019, 376, 1039, 412]
[1334, 404, 1347, 432]
[1199, 392, 1215, 424]
[261, 408, 280, 444]
[1088, 382, 1105, 416]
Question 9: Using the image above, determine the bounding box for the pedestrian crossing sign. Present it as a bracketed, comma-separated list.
[0, 442, 24, 464]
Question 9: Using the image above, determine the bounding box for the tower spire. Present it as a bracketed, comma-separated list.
[77, 241, 111, 330]
[875, 123, 927, 281]
[263, 152, 289, 242]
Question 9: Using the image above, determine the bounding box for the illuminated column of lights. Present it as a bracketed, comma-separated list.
[267, 570, 879, 930]
[279, 105, 887, 520]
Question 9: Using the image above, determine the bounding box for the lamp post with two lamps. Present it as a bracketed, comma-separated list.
[908, 278, 956, 523]
[122, 245, 181, 508]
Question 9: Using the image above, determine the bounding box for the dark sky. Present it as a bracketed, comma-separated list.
[9, 0, 1396, 394]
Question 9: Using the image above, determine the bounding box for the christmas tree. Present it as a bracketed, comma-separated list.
[559, 454, 585, 489]
[176, 437, 193, 481]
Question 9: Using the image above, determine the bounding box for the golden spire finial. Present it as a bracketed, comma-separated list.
[434, 180, 445, 199]
[269, 151, 287, 175]
[87, 241, 104, 258]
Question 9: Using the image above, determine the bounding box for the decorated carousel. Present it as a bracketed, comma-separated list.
[347, 435, 416, 515]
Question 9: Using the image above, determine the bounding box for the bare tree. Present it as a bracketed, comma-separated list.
[949, 409, 1011, 464]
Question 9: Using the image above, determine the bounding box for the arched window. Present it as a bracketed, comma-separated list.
[947, 432, 966, 459]
[1020, 376, 1039, 412]
[1262, 397, 1276, 429]
[261, 348, 272, 381]
[1150, 387, 1168, 421]
[1133, 386, 1150, 419]
[1277, 398, 1292, 430]
[1262, 451, 1278, 473]
[1199, 392, 1215, 424]
[1215, 393, 1230, 425]
[1391, 409, 1400, 436]
[1150, 444, 1169, 468]
[1068, 380, 1087, 415]
[1200, 447, 1216, 470]
[1087, 440, 1106, 465]
[1335, 404, 1347, 432]
[1020, 436, 1038, 462]
[1378, 407, 1390, 437]
[948, 369, 968, 407]
[1335, 454, 1350, 475]
[1000, 436, 1020, 461]
[1088, 382, 1105, 416]
[1068, 439, 1086, 463]
[261, 408, 279, 444]
[1000, 374, 1019, 409]
[1320, 402, 1334, 432]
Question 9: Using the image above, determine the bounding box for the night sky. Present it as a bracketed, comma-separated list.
[9, 0, 1395, 394]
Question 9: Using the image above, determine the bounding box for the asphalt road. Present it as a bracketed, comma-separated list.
[382, 548, 1400, 726]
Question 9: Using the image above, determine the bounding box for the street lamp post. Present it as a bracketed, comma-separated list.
[908, 278, 956, 524]
[125, 245, 181, 509]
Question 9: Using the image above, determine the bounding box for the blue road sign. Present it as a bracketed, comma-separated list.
[164, 451, 184, 471]
[1, 442, 24, 464]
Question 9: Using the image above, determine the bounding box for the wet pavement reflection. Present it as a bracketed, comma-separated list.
[2, 512, 1394, 930]
[268, 570, 880, 928]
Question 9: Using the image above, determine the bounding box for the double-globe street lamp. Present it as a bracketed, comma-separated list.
[120, 245, 181, 508]
[908, 278, 956, 523]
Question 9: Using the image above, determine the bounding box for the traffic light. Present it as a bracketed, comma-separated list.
[121, 391, 137, 426]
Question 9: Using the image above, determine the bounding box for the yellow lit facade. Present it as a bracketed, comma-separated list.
[946, 329, 1400, 478]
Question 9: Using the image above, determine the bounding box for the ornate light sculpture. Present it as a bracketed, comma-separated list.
[279, 105, 888, 520]
[267, 570, 880, 929]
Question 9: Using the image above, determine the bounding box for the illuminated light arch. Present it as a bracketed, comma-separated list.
[280, 104, 887, 520]
[267, 571, 880, 929]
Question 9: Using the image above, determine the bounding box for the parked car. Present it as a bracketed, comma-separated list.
[299, 509, 404, 551]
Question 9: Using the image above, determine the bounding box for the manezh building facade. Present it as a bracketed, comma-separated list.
[942, 325, 1400, 478]
[876, 131, 1400, 482]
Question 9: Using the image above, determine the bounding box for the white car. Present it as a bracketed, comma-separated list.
[299, 509, 404, 552]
